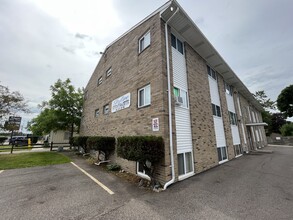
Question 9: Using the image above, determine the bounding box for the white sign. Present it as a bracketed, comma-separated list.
[152, 118, 159, 131]
[111, 93, 131, 113]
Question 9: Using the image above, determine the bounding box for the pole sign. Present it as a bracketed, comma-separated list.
[5, 116, 22, 130]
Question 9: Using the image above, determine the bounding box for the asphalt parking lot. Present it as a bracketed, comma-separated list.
[0, 145, 292, 220]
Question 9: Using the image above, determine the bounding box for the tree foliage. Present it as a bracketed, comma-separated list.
[277, 85, 293, 118]
[253, 90, 276, 110]
[27, 79, 83, 137]
[280, 123, 293, 136]
[0, 84, 28, 120]
[271, 113, 287, 134]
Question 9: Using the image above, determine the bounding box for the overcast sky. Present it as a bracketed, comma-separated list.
[1, 0, 292, 131]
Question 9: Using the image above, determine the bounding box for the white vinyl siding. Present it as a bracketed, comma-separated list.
[214, 117, 226, 147]
[209, 77, 221, 106]
[171, 34, 194, 179]
[241, 123, 247, 144]
[226, 88, 241, 145]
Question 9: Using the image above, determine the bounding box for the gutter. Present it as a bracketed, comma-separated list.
[163, 6, 180, 190]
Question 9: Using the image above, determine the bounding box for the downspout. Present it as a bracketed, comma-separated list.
[163, 6, 180, 190]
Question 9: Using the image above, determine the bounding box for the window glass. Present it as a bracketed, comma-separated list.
[98, 77, 102, 85]
[139, 89, 144, 107]
[103, 104, 109, 114]
[145, 85, 151, 105]
[178, 154, 185, 176]
[217, 148, 222, 162]
[139, 31, 150, 53]
[185, 152, 193, 173]
[181, 90, 188, 108]
[211, 104, 215, 116]
[173, 87, 180, 97]
[95, 109, 99, 117]
[177, 39, 183, 54]
[106, 68, 112, 77]
[171, 34, 176, 48]
[216, 105, 221, 117]
[222, 147, 227, 160]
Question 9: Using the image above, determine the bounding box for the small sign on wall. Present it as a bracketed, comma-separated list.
[152, 118, 159, 131]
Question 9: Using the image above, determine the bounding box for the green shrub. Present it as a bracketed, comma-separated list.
[86, 136, 115, 152]
[117, 136, 164, 163]
[0, 137, 7, 144]
[71, 136, 89, 152]
[280, 123, 293, 136]
[106, 163, 121, 171]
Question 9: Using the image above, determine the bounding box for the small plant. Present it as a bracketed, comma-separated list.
[106, 163, 121, 171]
[0, 137, 7, 144]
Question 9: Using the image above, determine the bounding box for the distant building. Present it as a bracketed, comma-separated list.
[80, 0, 267, 186]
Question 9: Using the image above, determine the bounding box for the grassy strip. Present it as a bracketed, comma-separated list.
[0, 152, 71, 170]
[0, 145, 29, 152]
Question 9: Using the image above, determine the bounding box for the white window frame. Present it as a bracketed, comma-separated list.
[171, 33, 184, 54]
[234, 144, 243, 158]
[217, 146, 228, 164]
[174, 87, 189, 109]
[225, 82, 233, 96]
[136, 162, 151, 181]
[178, 151, 194, 181]
[207, 65, 217, 80]
[212, 103, 221, 117]
[98, 76, 103, 86]
[138, 84, 151, 108]
[139, 31, 150, 53]
[106, 67, 112, 78]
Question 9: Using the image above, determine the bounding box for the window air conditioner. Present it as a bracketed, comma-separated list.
[175, 96, 183, 106]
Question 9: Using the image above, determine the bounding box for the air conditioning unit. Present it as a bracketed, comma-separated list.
[175, 96, 183, 106]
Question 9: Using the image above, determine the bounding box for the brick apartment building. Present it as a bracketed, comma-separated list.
[80, 0, 267, 188]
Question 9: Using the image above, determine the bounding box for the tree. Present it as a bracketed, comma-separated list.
[253, 90, 276, 110]
[271, 113, 286, 134]
[253, 90, 276, 135]
[280, 123, 293, 136]
[0, 84, 28, 119]
[28, 79, 83, 138]
[277, 85, 293, 118]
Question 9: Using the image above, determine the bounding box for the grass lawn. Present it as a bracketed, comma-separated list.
[0, 145, 27, 152]
[0, 152, 71, 170]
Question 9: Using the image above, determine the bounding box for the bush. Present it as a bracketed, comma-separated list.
[106, 163, 121, 171]
[280, 123, 293, 136]
[0, 137, 7, 144]
[71, 136, 89, 152]
[86, 136, 115, 152]
[117, 136, 164, 163]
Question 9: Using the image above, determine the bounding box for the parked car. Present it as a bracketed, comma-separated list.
[9, 136, 28, 146]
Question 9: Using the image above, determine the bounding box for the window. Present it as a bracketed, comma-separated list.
[103, 104, 109, 115]
[173, 87, 188, 108]
[95, 109, 99, 117]
[217, 146, 228, 162]
[178, 152, 193, 176]
[138, 84, 151, 108]
[225, 82, 233, 95]
[98, 76, 102, 85]
[234, 144, 243, 156]
[207, 65, 217, 80]
[229, 111, 237, 125]
[106, 67, 112, 78]
[212, 103, 221, 117]
[171, 34, 184, 54]
[139, 31, 150, 53]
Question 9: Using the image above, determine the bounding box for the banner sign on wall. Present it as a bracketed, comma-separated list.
[111, 93, 131, 113]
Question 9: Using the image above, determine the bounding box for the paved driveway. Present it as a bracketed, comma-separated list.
[0, 146, 292, 219]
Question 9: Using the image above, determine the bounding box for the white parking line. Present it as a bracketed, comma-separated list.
[0, 170, 3, 174]
[71, 162, 114, 195]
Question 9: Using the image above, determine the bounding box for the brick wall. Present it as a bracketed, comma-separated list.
[185, 44, 218, 173]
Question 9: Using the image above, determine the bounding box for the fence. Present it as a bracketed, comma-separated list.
[0, 142, 71, 154]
